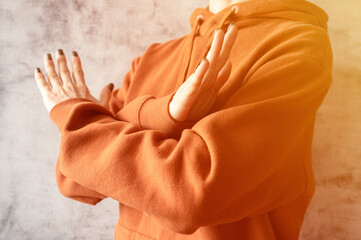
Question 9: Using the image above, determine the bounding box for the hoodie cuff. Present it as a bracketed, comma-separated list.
[113, 95, 153, 127]
[49, 97, 94, 132]
[137, 90, 196, 138]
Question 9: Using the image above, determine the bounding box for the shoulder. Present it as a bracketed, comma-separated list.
[237, 20, 332, 69]
[265, 21, 331, 66]
[129, 34, 188, 70]
[143, 34, 189, 56]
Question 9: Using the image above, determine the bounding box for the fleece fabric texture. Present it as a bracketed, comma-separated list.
[49, 0, 333, 239]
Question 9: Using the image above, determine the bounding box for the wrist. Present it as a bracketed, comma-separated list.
[138, 90, 195, 138]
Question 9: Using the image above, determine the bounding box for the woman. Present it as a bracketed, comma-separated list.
[34, 0, 333, 239]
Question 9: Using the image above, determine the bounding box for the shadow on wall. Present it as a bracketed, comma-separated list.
[300, 1, 361, 240]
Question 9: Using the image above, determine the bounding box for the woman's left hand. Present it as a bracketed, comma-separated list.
[34, 50, 114, 113]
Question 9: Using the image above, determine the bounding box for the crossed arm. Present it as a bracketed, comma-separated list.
[35, 26, 238, 206]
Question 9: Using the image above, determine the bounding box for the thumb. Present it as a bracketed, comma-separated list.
[98, 82, 114, 108]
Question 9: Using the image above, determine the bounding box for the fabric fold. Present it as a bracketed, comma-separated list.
[49, 51, 332, 235]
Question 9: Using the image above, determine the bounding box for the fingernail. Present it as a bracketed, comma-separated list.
[57, 49, 64, 55]
[108, 83, 114, 91]
[72, 51, 78, 57]
[36, 67, 41, 73]
[227, 22, 234, 32]
[46, 53, 52, 60]
[215, 27, 221, 34]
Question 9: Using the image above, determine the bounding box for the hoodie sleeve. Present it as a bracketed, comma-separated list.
[55, 156, 107, 205]
[113, 89, 196, 139]
[107, 56, 141, 115]
[53, 55, 142, 205]
[49, 34, 332, 233]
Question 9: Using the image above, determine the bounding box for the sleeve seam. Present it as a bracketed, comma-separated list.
[136, 95, 156, 129]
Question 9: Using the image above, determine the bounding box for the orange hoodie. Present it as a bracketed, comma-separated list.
[50, 0, 333, 239]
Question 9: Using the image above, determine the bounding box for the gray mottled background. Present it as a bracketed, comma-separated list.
[1, 0, 360, 239]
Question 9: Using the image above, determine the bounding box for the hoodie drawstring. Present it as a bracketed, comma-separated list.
[177, 6, 238, 88]
[177, 14, 203, 88]
[198, 6, 238, 67]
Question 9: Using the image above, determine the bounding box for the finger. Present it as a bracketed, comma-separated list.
[34, 67, 52, 96]
[44, 53, 61, 89]
[174, 79, 188, 100]
[71, 51, 86, 87]
[212, 60, 232, 94]
[175, 58, 209, 99]
[56, 49, 73, 87]
[201, 29, 225, 90]
[192, 57, 209, 87]
[181, 59, 209, 100]
[173, 58, 209, 98]
[206, 28, 224, 70]
[98, 83, 113, 107]
[217, 23, 238, 72]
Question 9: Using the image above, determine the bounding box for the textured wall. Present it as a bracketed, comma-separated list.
[0, 0, 360, 239]
[300, 1, 361, 239]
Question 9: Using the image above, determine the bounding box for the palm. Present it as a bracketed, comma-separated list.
[186, 87, 217, 121]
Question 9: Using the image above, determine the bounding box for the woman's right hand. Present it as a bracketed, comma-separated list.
[169, 23, 238, 122]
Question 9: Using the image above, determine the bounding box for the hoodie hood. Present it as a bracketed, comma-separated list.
[189, 0, 329, 37]
[175, 0, 330, 88]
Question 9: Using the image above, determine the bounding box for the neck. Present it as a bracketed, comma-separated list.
[208, 0, 250, 14]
